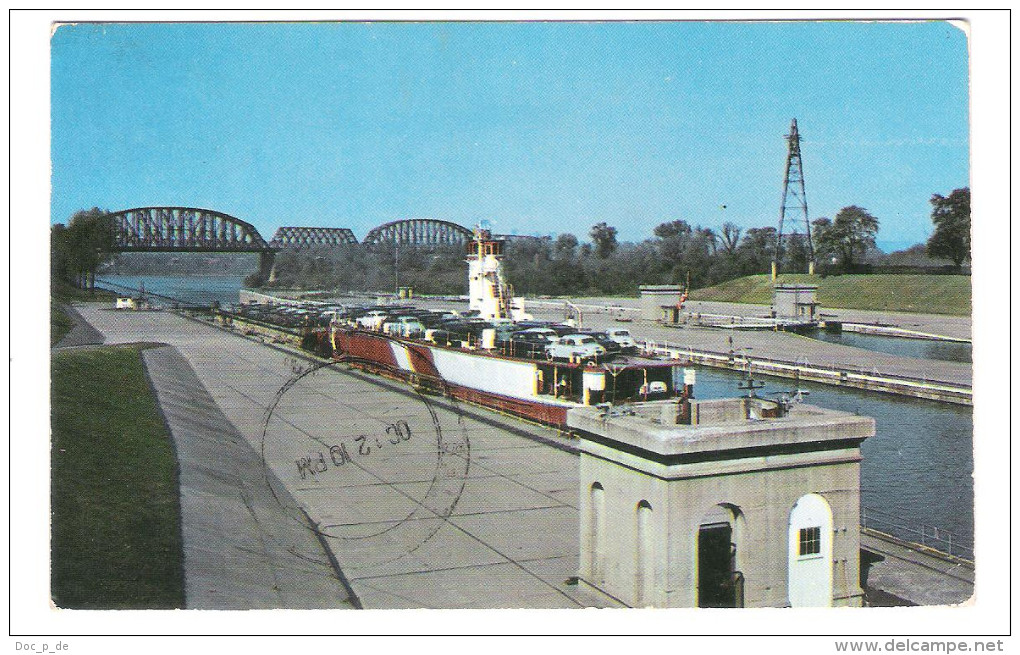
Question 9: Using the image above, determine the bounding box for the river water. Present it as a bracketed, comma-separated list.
[96, 275, 246, 307]
[808, 329, 972, 364]
[688, 367, 973, 555]
[94, 274, 976, 556]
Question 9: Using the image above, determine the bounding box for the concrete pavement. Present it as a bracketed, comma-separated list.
[860, 531, 974, 606]
[142, 345, 357, 609]
[69, 304, 973, 608]
[561, 296, 973, 342]
[75, 306, 597, 609]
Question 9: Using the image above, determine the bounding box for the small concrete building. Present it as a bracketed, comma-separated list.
[772, 283, 819, 322]
[639, 285, 684, 322]
[569, 396, 874, 608]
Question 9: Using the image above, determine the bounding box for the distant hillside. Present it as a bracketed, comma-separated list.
[693, 274, 971, 316]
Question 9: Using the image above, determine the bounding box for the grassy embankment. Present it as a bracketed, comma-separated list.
[50, 282, 115, 345]
[51, 345, 184, 608]
[694, 274, 971, 316]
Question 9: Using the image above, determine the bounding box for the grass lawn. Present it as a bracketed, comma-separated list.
[51, 282, 116, 346]
[51, 345, 185, 608]
[51, 304, 75, 346]
[693, 274, 971, 316]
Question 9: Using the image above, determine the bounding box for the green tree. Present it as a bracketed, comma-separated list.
[51, 224, 72, 285]
[653, 219, 692, 240]
[926, 187, 970, 271]
[589, 222, 618, 258]
[554, 233, 579, 260]
[697, 227, 718, 256]
[719, 222, 742, 256]
[783, 232, 813, 274]
[813, 206, 879, 273]
[735, 226, 778, 275]
[55, 208, 115, 289]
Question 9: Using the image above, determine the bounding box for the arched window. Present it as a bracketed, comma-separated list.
[590, 483, 606, 582]
[635, 500, 653, 606]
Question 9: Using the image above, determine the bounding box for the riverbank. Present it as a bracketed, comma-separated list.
[51, 282, 115, 345]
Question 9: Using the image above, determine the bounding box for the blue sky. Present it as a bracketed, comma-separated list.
[51, 21, 969, 250]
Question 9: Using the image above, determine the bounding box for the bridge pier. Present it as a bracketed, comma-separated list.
[258, 250, 277, 285]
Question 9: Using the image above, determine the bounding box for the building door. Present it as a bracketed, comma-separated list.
[788, 493, 833, 607]
[698, 522, 736, 608]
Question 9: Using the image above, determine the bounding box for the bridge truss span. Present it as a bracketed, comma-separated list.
[270, 226, 358, 249]
[108, 207, 270, 252]
[363, 218, 474, 246]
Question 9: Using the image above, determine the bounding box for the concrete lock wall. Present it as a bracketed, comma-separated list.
[639, 286, 682, 321]
[579, 449, 864, 608]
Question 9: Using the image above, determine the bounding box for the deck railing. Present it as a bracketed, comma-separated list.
[861, 505, 973, 562]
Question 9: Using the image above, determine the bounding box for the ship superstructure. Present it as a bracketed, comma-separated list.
[466, 227, 530, 321]
[322, 225, 690, 428]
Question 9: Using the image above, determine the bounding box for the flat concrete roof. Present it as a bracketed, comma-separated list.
[567, 402, 875, 458]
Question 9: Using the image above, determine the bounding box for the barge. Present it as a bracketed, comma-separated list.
[323, 228, 696, 428]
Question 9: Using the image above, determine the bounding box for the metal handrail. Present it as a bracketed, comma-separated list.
[861, 505, 973, 561]
[640, 339, 972, 393]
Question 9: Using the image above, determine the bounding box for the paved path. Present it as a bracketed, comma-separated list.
[143, 345, 357, 609]
[861, 531, 974, 606]
[52, 303, 105, 348]
[76, 306, 595, 609]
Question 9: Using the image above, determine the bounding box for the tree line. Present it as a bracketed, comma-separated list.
[53, 188, 970, 297]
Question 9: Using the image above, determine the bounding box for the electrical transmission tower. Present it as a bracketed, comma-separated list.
[772, 118, 815, 280]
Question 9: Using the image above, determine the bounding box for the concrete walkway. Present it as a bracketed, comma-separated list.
[75, 306, 596, 609]
[142, 345, 357, 609]
[52, 303, 105, 348]
[861, 531, 974, 607]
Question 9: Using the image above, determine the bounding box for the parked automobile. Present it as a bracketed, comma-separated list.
[498, 330, 555, 358]
[518, 327, 560, 343]
[605, 327, 638, 353]
[356, 310, 389, 330]
[586, 332, 622, 360]
[545, 334, 606, 361]
[382, 316, 425, 338]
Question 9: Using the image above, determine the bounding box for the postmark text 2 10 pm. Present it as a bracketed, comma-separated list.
[295, 420, 412, 479]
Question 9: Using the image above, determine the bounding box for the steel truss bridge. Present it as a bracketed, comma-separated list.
[269, 226, 358, 249]
[106, 207, 275, 279]
[108, 207, 271, 252]
[108, 210, 483, 251]
[363, 218, 474, 246]
[102, 209, 515, 280]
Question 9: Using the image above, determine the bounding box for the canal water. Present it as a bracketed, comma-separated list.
[93, 274, 976, 556]
[808, 329, 972, 364]
[690, 366, 974, 556]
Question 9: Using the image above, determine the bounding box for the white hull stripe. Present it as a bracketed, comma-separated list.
[390, 342, 415, 372]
